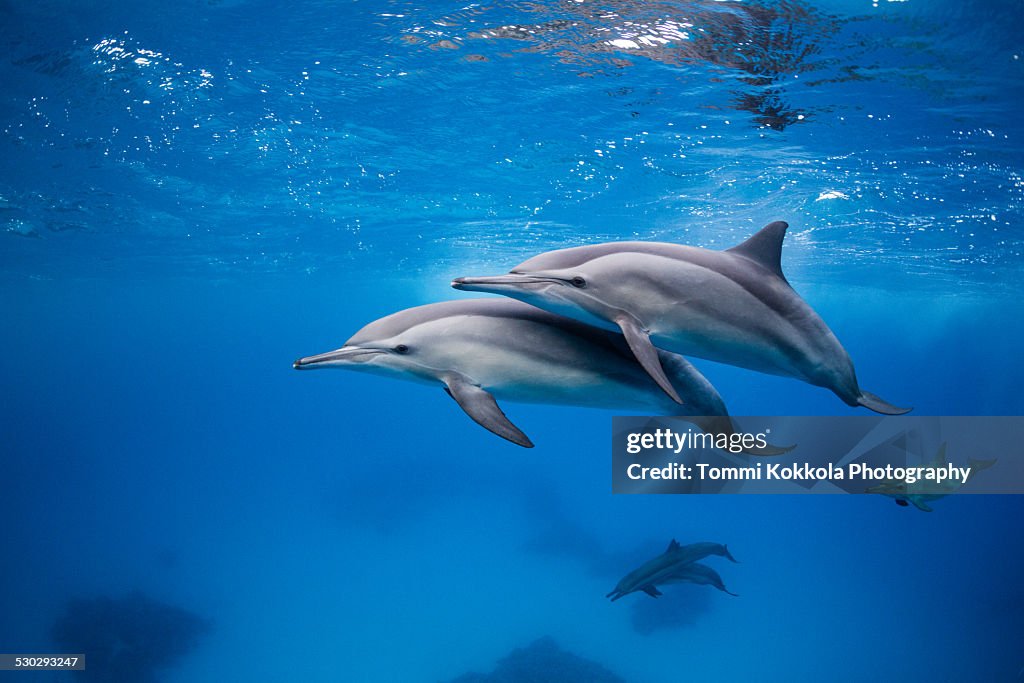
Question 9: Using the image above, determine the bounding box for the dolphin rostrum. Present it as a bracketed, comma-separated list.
[606, 539, 737, 601]
[294, 299, 754, 449]
[452, 221, 909, 414]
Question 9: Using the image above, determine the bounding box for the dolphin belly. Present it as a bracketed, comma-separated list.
[641, 261, 843, 386]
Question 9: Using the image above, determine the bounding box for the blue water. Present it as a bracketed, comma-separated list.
[2, 1, 1023, 681]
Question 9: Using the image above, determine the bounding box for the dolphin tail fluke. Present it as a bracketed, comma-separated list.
[967, 457, 997, 474]
[723, 544, 738, 563]
[616, 315, 683, 404]
[444, 377, 534, 448]
[856, 391, 912, 415]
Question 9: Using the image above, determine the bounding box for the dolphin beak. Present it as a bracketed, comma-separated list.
[452, 274, 552, 292]
[293, 346, 381, 369]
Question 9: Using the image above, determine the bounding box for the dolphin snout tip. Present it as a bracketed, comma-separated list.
[293, 358, 308, 370]
[451, 275, 520, 291]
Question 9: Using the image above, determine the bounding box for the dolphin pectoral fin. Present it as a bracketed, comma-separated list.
[444, 379, 534, 448]
[616, 317, 683, 404]
[641, 585, 662, 598]
[726, 221, 789, 282]
[856, 391, 912, 415]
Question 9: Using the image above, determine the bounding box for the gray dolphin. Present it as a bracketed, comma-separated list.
[867, 443, 997, 512]
[452, 221, 909, 414]
[606, 539, 736, 601]
[659, 561, 738, 597]
[670, 541, 738, 565]
[294, 299, 752, 449]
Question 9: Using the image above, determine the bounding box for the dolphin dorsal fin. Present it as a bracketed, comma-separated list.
[726, 221, 789, 281]
[666, 539, 681, 553]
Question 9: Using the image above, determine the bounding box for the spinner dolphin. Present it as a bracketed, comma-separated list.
[606, 539, 738, 601]
[453, 222, 909, 414]
[295, 299, 766, 449]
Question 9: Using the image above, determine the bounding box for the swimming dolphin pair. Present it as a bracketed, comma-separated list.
[295, 299, 771, 450]
[453, 221, 909, 414]
[606, 539, 738, 601]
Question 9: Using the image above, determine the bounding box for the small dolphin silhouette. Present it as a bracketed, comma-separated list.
[607, 539, 737, 601]
[867, 443, 997, 512]
[659, 561, 738, 597]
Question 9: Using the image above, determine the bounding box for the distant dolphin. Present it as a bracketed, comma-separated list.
[659, 561, 738, 597]
[453, 221, 909, 414]
[294, 299, 759, 449]
[670, 541, 738, 565]
[867, 443, 997, 512]
[606, 539, 736, 601]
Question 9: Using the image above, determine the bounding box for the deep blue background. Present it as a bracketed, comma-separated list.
[2, 1, 1023, 681]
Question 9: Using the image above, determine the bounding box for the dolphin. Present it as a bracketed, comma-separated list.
[606, 539, 736, 601]
[670, 541, 738, 564]
[294, 299, 762, 450]
[452, 221, 909, 414]
[867, 443, 997, 512]
[659, 561, 738, 597]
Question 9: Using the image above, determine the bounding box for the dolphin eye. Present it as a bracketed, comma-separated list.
[570, 276, 587, 288]
[394, 344, 410, 354]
